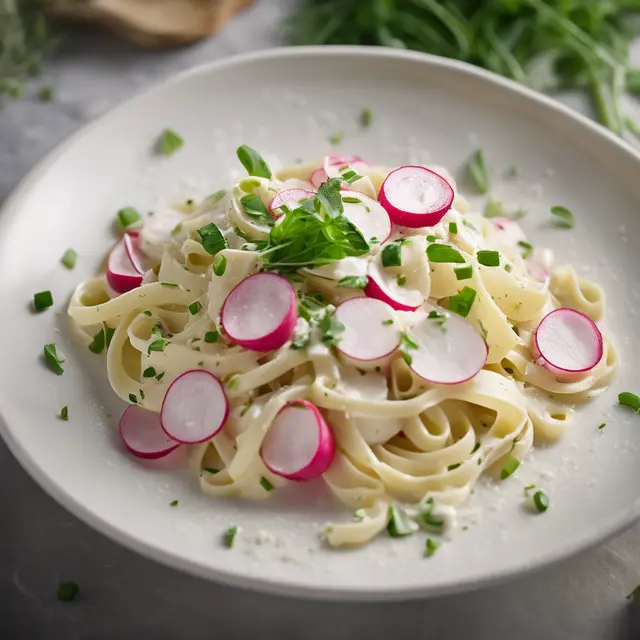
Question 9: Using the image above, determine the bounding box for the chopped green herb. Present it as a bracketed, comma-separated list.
[33, 290, 53, 311]
[448, 222, 458, 234]
[160, 282, 178, 288]
[551, 205, 575, 229]
[619, 392, 640, 413]
[171, 222, 183, 236]
[428, 310, 444, 320]
[197, 222, 228, 255]
[342, 196, 361, 204]
[402, 333, 419, 351]
[418, 497, 444, 529]
[155, 372, 165, 382]
[387, 504, 415, 537]
[237, 145, 272, 178]
[518, 241, 533, 259]
[354, 508, 366, 521]
[448, 462, 461, 471]
[427, 243, 465, 264]
[424, 538, 440, 558]
[143, 367, 156, 378]
[477, 250, 500, 267]
[381, 242, 403, 267]
[340, 168, 363, 184]
[148, 339, 168, 354]
[328, 131, 344, 145]
[533, 490, 549, 513]
[117, 207, 142, 230]
[239, 178, 260, 193]
[88, 327, 107, 354]
[170, 499, 178, 507]
[39, 86, 53, 102]
[397, 275, 407, 286]
[524, 483, 536, 495]
[189, 301, 202, 315]
[504, 263, 513, 273]
[57, 581, 79, 602]
[448, 287, 476, 318]
[484, 199, 526, 220]
[402, 352, 413, 366]
[337, 275, 368, 289]
[320, 313, 345, 346]
[454, 265, 473, 281]
[139, 388, 145, 400]
[477, 319, 488, 340]
[204, 331, 219, 344]
[156, 129, 183, 155]
[204, 467, 219, 474]
[598, 422, 607, 429]
[467, 149, 489, 194]
[44, 343, 64, 375]
[240, 194, 274, 228]
[223, 525, 239, 548]
[60, 406, 69, 421]
[500, 456, 520, 480]
[128, 393, 138, 404]
[208, 189, 227, 203]
[472, 442, 481, 453]
[382, 319, 394, 325]
[213, 255, 227, 277]
[142, 310, 152, 317]
[426, 235, 438, 243]
[260, 476, 274, 492]
[61, 249, 77, 270]
[360, 107, 373, 128]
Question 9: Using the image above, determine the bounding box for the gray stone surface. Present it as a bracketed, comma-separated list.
[1, 1, 639, 638]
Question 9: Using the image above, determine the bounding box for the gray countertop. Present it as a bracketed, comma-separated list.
[1, 2, 640, 638]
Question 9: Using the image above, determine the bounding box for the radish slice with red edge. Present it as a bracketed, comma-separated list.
[220, 273, 297, 352]
[161, 370, 229, 444]
[119, 405, 180, 459]
[341, 190, 391, 244]
[310, 168, 328, 188]
[323, 154, 365, 176]
[533, 308, 603, 376]
[365, 259, 424, 312]
[107, 235, 143, 293]
[124, 232, 145, 275]
[269, 188, 315, 218]
[261, 400, 335, 481]
[378, 165, 454, 228]
[334, 298, 400, 364]
[406, 309, 487, 384]
[527, 260, 549, 283]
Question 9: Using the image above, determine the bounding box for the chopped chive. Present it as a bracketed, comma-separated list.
[44, 343, 64, 375]
[340, 169, 363, 184]
[142, 310, 152, 317]
[33, 290, 53, 311]
[260, 476, 274, 492]
[402, 352, 413, 365]
[504, 263, 513, 273]
[500, 456, 520, 480]
[148, 339, 168, 354]
[448, 222, 458, 234]
[342, 196, 361, 204]
[237, 145, 272, 179]
[619, 392, 640, 413]
[117, 207, 142, 230]
[105, 327, 115, 348]
[387, 504, 415, 537]
[197, 222, 227, 256]
[402, 333, 419, 350]
[524, 483, 536, 495]
[426, 235, 438, 242]
[397, 275, 407, 286]
[551, 205, 574, 229]
[88, 327, 106, 354]
[157, 129, 183, 156]
[143, 367, 156, 378]
[477, 250, 500, 267]
[424, 538, 440, 557]
[328, 131, 344, 145]
[160, 282, 178, 288]
[471, 442, 481, 453]
[477, 319, 488, 340]
[61, 249, 77, 270]
[189, 301, 202, 315]
[213, 255, 227, 277]
[57, 581, 79, 602]
[169, 500, 179, 507]
[155, 372, 165, 382]
[360, 107, 373, 128]
[426, 243, 465, 263]
[223, 525, 238, 548]
[448, 287, 476, 318]
[60, 406, 69, 421]
[337, 275, 368, 289]
[448, 463, 461, 471]
[382, 319, 393, 325]
[517, 241, 533, 259]
[128, 393, 138, 404]
[454, 265, 473, 281]
[381, 242, 402, 267]
[204, 467, 219, 474]
[466, 148, 489, 194]
[204, 330, 218, 343]
[139, 388, 145, 400]
[533, 490, 549, 513]
[598, 422, 607, 429]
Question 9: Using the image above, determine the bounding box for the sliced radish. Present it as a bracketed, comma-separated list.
[106, 235, 143, 293]
[365, 259, 424, 312]
[310, 168, 329, 188]
[119, 405, 180, 459]
[341, 190, 391, 244]
[323, 154, 365, 176]
[123, 232, 145, 275]
[261, 400, 335, 481]
[220, 273, 297, 352]
[406, 309, 487, 384]
[161, 370, 229, 444]
[527, 260, 549, 283]
[378, 165, 454, 228]
[533, 308, 603, 376]
[269, 188, 315, 218]
[334, 298, 400, 363]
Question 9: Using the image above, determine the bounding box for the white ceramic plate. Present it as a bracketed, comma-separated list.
[1, 47, 640, 601]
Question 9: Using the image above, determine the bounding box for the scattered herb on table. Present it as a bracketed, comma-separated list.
[156, 129, 183, 156]
[61, 249, 77, 270]
[57, 581, 79, 602]
[550, 205, 574, 228]
[33, 290, 53, 311]
[619, 392, 640, 413]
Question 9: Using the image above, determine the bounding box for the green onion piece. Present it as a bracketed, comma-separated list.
[342, 196, 361, 204]
[340, 169, 363, 184]
[171, 222, 183, 236]
[189, 301, 202, 315]
[396, 275, 407, 286]
[426, 235, 438, 242]
[224, 525, 239, 548]
[213, 255, 227, 277]
[387, 504, 415, 538]
[524, 484, 536, 495]
[208, 189, 227, 203]
[533, 490, 549, 513]
[204, 467, 219, 474]
[157, 129, 183, 156]
[237, 145, 272, 178]
[517, 241, 533, 259]
[155, 372, 165, 382]
[197, 222, 227, 255]
[260, 476, 274, 492]
[143, 367, 156, 378]
[551, 205, 575, 229]
[117, 207, 142, 230]
[477, 250, 500, 267]
[204, 331, 218, 343]
[448, 287, 476, 318]
[427, 243, 465, 264]
[619, 392, 640, 413]
[471, 442, 480, 453]
[320, 314, 345, 346]
[454, 265, 473, 281]
[33, 290, 53, 311]
[88, 327, 106, 354]
[424, 538, 440, 558]
[148, 339, 168, 354]
[60, 406, 69, 421]
[598, 422, 607, 429]
[360, 107, 373, 128]
[504, 263, 513, 273]
[61, 249, 77, 270]
[57, 581, 79, 602]
[477, 319, 488, 340]
[160, 282, 178, 288]
[328, 132, 344, 145]
[402, 333, 419, 350]
[402, 352, 413, 366]
[466, 148, 489, 194]
[381, 242, 402, 267]
[44, 343, 64, 375]
[239, 178, 260, 193]
[428, 310, 444, 319]
[170, 499, 178, 507]
[337, 275, 368, 289]
[448, 462, 461, 471]
[142, 310, 152, 316]
[382, 319, 393, 325]
[448, 222, 458, 234]
[500, 456, 520, 480]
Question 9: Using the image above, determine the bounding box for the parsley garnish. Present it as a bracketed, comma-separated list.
[170, 499, 178, 507]
[551, 205, 574, 228]
[33, 290, 53, 311]
[88, 326, 107, 354]
[382, 319, 394, 325]
[337, 275, 368, 289]
[240, 194, 274, 228]
[44, 343, 64, 375]
[396, 275, 407, 286]
[466, 148, 489, 194]
[598, 422, 607, 429]
[237, 145, 272, 179]
[208, 189, 227, 203]
[148, 339, 168, 354]
[477, 319, 488, 339]
[328, 131, 344, 145]
[61, 249, 77, 270]
[129, 393, 138, 404]
[448, 287, 476, 317]
[204, 467, 219, 474]
[157, 129, 183, 155]
[60, 406, 69, 421]
[320, 313, 345, 346]
[381, 242, 403, 267]
[197, 222, 227, 255]
[143, 367, 156, 378]
[448, 222, 458, 234]
[426, 243, 465, 263]
[484, 199, 526, 220]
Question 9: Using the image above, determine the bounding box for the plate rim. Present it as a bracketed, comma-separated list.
[1, 45, 639, 601]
